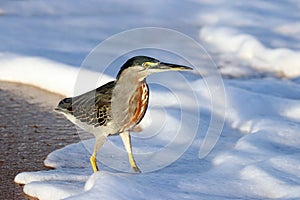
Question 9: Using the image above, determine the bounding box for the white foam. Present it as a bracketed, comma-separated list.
[12, 78, 300, 199]
[0, 53, 113, 96]
[200, 27, 300, 78]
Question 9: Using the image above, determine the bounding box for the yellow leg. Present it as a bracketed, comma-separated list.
[90, 154, 99, 173]
[128, 152, 141, 173]
[120, 131, 141, 173]
[90, 135, 106, 173]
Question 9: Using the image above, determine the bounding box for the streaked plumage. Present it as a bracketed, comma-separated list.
[55, 56, 192, 173]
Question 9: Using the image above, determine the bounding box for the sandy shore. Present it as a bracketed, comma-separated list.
[0, 82, 80, 199]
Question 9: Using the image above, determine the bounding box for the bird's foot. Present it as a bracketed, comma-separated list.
[129, 156, 141, 173]
[132, 165, 141, 173]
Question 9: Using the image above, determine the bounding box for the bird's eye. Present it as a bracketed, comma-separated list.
[142, 62, 150, 68]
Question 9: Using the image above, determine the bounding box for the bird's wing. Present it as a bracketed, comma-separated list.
[71, 81, 115, 127]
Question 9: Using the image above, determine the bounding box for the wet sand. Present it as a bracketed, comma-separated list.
[0, 82, 80, 199]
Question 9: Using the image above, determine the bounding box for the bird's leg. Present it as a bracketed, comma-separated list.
[120, 131, 141, 173]
[90, 135, 107, 173]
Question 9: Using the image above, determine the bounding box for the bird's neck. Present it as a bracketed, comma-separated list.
[111, 74, 147, 130]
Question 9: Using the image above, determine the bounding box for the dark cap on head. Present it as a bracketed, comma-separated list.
[116, 56, 159, 79]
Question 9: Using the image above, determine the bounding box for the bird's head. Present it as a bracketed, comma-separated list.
[116, 56, 192, 81]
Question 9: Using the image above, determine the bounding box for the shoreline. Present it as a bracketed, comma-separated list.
[0, 81, 80, 199]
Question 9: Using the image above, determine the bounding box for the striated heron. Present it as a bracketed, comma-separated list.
[55, 56, 192, 173]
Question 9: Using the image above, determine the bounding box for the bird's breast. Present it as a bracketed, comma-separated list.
[129, 83, 149, 127]
[111, 81, 149, 132]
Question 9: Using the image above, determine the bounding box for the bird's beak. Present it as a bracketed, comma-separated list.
[149, 62, 193, 72]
